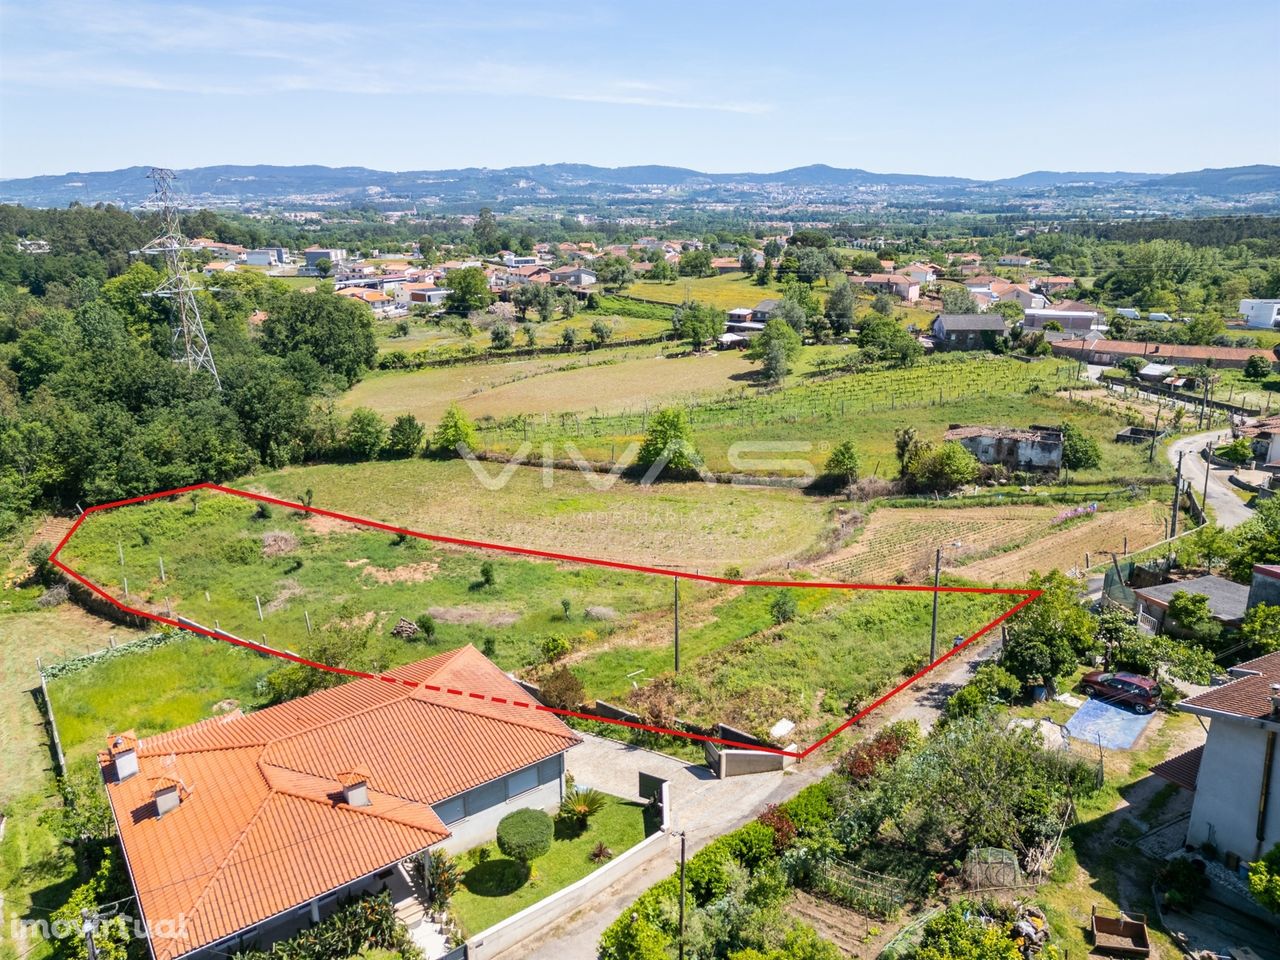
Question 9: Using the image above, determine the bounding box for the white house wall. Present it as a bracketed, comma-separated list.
[1187, 719, 1280, 861]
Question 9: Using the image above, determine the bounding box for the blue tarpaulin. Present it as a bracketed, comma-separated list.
[1065, 697, 1155, 750]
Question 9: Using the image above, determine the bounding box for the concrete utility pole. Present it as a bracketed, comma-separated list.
[80, 909, 99, 960]
[1171, 449, 1185, 539]
[677, 832, 688, 960]
[1202, 443, 1212, 509]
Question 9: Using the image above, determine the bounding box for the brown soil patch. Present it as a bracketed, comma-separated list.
[329, 609, 377, 630]
[261, 530, 300, 558]
[305, 514, 365, 536]
[212, 699, 240, 714]
[427, 605, 521, 627]
[361, 560, 439, 585]
[959, 502, 1169, 582]
[345, 558, 370, 568]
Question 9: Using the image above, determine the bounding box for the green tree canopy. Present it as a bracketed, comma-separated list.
[443, 266, 494, 314]
[637, 408, 702, 477]
[431, 403, 477, 457]
[261, 291, 377, 387]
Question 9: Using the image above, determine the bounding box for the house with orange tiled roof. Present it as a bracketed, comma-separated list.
[337, 286, 397, 317]
[101, 646, 580, 960]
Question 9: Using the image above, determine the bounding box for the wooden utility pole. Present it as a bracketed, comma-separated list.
[673, 578, 681, 673]
[929, 548, 942, 663]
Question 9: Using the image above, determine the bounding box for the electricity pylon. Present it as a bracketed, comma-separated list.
[138, 168, 221, 388]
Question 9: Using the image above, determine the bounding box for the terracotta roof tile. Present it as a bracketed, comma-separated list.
[104, 646, 578, 960]
[1180, 650, 1280, 722]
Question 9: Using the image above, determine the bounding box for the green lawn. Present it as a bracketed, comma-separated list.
[450, 795, 652, 937]
[623, 272, 821, 311]
[47, 636, 278, 766]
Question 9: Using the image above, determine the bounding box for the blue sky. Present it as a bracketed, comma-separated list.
[1, 0, 1277, 180]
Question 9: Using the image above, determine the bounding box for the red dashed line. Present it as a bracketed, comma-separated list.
[47, 481, 1041, 758]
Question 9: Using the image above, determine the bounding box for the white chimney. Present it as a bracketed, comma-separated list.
[152, 779, 185, 818]
[339, 768, 371, 808]
[107, 734, 138, 782]
[1270, 683, 1280, 718]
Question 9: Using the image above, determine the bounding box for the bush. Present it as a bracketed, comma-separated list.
[387, 414, 426, 458]
[1247, 842, 1280, 913]
[231, 890, 422, 960]
[1217, 436, 1254, 464]
[414, 614, 436, 640]
[345, 407, 389, 460]
[1159, 856, 1208, 910]
[636, 408, 701, 477]
[541, 634, 572, 663]
[779, 783, 834, 840]
[756, 804, 798, 851]
[686, 841, 737, 905]
[770, 590, 798, 625]
[1061, 422, 1102, 470]
[424, 850, 459, 909]
[724, 821, 777, 871]
[479, 560, 496, 587]
[905, 440, 980, 492]
[836, 724, 916, 786]
[430, 404, 477, 457]
[496, 808, 554, 865]
[540, 665, 585, 710]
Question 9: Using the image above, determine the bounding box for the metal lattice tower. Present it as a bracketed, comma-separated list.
[139, 168, 221, 388]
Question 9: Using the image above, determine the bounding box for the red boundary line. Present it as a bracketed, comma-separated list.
[48, 482, 1041, 759]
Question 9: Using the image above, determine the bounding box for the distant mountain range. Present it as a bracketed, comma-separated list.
[2, 162, 1278, 208]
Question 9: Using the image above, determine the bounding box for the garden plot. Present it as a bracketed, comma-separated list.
[817, 505, 1062, 583]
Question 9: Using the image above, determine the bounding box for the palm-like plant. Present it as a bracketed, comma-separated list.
[559, 786, 607, 827]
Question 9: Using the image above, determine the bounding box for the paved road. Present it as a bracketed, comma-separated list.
[1168, 430, 1255, 529]
[498, 638, 1002, 960]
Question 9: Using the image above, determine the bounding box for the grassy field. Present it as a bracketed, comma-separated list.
[342, 346, 759, 423]
[462, 355, 1168, 482]
[250, 458, 832, 570]
[623, 272, 818, 311]
[450, 795, 651, 936]
[374, 312, 672, 356]
[49, 483, 1026, 746]
[48, 636, 277, 768]
[0, 601, 144, 960]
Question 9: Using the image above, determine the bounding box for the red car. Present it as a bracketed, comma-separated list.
[1081, 671, 1161, 713]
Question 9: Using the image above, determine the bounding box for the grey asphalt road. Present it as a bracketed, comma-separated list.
[1168, 430, 1255, 529]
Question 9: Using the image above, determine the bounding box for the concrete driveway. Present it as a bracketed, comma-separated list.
[1168, 431, 1255, 529]
[498, 734, 828, 960]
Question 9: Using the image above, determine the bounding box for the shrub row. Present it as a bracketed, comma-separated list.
[40, 629, 183, 680]
[231, 890, 423, 960]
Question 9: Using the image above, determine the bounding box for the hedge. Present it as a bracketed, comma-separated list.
[40, 629, 184, 681]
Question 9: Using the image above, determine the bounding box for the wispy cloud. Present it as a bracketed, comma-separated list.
[0, 2, 773, 115]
